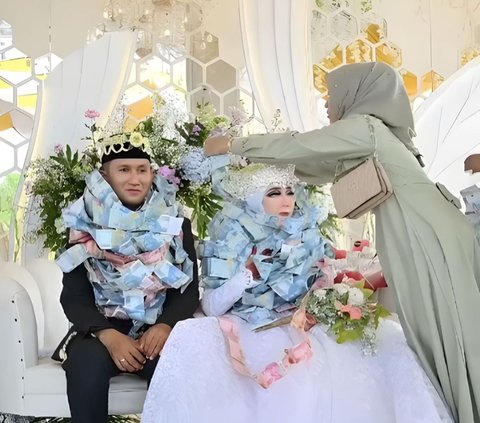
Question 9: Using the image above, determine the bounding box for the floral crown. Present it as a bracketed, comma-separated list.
[221, 163, 299, 200]
[97, 131, 152, 163]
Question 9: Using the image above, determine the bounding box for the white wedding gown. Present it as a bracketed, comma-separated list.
[142, 273, 453, 423]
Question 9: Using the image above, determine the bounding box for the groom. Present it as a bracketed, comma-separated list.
[53, 137, 199, 423]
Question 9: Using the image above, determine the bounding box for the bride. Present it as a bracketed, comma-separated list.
[142, 163, 452, 423]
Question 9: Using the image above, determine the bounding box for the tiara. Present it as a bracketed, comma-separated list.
[221, 163, 299, 200]
[96, 131, 152, 160]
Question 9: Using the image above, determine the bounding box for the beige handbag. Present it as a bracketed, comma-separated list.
[330, 116, 393, 219]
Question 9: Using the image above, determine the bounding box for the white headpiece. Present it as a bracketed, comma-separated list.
[221, 163, 299, 201]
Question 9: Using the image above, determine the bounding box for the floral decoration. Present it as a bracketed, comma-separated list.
[25, 95, 251, 252]
[297, 276, 390, 355]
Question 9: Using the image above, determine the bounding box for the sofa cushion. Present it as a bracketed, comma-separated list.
[24, 357, 148, 395]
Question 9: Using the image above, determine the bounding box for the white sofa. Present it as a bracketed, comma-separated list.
[0, 259, 147, 418]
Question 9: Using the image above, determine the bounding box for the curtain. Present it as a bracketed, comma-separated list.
[238, 0, 318, 132]
[13, 31, 137, 262]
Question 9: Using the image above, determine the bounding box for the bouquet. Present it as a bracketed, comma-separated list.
[256, 243, 391, 355]
[297, 278, 390, 355]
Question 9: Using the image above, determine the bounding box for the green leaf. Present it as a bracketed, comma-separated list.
[336, 327, 363, 344]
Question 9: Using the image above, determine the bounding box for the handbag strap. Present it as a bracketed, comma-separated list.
[334, 115, 378, 181]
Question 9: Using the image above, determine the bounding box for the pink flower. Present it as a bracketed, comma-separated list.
[191, 124, 202, 135]
[159, 165, 181, 186]
[340, 304, 363, 320]
[84, 109, 100, 119]
[257, 362, 284, 388]
[159, 165, 176, 178]
[53, 144, 63, 154]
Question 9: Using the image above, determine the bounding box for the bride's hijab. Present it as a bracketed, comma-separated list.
[326, 62, 424, 166]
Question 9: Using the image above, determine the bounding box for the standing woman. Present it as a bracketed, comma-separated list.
[205, 61, 480, 423]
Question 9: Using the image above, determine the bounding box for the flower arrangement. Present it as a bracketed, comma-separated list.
[255, 242, 390, 355]
[25, 140, 99, 253]
[25, 96, 250, 253]
[299, 278, 390, 355]
[136, 94, 251, 238]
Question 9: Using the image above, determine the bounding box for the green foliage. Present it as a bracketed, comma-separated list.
[0, 172, 20, 227]
[142, 101, 240, 239]
[26, 144, 99, 253]
[305, 280, 390, 349]
[305, 184, 340, 241]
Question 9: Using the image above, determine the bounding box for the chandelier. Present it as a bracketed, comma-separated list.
[102, 0, 216, 54]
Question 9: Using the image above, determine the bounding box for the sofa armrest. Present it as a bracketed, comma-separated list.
[0, 276, 39, 413]
[0, 276, 38, 370]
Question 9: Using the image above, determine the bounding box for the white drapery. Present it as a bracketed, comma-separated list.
[414, 56, 480, 199]
[238, 0, 318, 132]
[13, 31, 137, 262]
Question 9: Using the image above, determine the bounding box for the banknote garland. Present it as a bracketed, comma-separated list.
[56, 170, 194, 337]
[201, 166, 332, 326]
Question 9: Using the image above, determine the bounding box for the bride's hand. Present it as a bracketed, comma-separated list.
[204, 136, 231, 156]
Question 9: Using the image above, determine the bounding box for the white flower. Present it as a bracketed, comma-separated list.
[333, 283, 349, 296]
[54, 217, 66, 235]
[313, 289, 327, 299]
[347, 287, 365, 305]
[130, 132, 144, 147]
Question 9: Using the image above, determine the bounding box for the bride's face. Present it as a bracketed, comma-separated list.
[262, 186, 296, 217]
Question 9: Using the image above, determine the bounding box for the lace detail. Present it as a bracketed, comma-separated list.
[142, 317, 453, 423]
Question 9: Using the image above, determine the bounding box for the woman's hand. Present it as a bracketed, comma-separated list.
[204, 136, 231, 156]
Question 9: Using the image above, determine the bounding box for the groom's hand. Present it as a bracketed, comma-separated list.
[139, 323, 172, 360]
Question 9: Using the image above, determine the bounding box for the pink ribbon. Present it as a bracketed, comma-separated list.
[218, 315, 313, 389]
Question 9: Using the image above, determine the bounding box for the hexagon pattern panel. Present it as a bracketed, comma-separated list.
[0, 11, 264, 180]
[121, 28, 263, 133]
[0, 19, 32, 177]
[310, 1, 458, 109]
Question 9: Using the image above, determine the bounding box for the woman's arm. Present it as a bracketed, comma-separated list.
[206, 116, 375, 185]
[201, 269, 255, 316]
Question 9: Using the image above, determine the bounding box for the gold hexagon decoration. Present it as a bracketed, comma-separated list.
[0, 56, 32, 85]
[17, 79, 39, 114]
[0, 77, 14, 103]
[0, 112, 13, 131]
[125, 95, 154, 131]
[375, 41, 402, 68]
[346, 40, 373, 64]
[362, 23, 385, 44]
[398, 69, 418, 97]
[421, 70, 444, 95]
[318, 45, 344, 71]
[313, 65, 328, 95]
[461, 48, 480, 66]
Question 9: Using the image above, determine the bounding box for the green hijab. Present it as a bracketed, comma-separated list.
[326, 62, 424, 166]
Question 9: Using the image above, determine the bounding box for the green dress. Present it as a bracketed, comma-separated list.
[231, 114, 480, 423]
